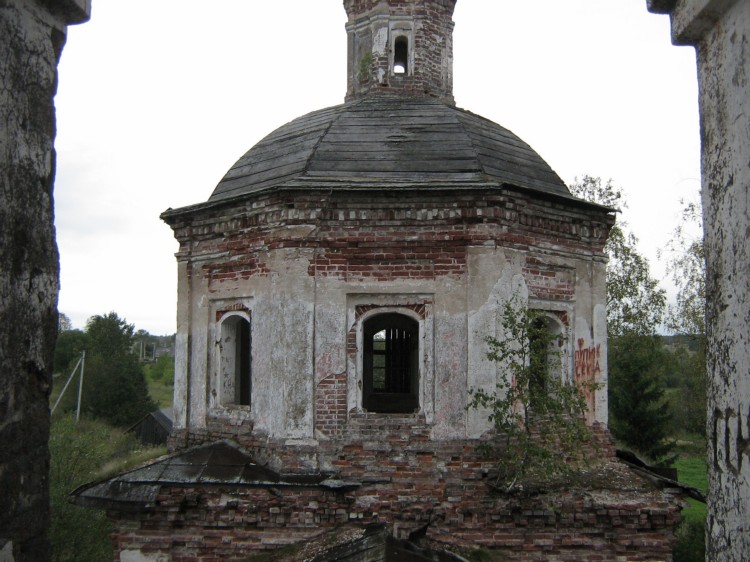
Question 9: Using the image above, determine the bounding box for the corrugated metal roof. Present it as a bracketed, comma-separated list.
[208, 94, 570, 203]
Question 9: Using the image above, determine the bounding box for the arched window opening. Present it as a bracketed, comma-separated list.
[363, 313, 419, 413]
[393, 36, 408, 74]
[220, 315, 252, 407]
[528, 314, 564, 406]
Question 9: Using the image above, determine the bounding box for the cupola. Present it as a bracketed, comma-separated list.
[344, 0, 456, 104]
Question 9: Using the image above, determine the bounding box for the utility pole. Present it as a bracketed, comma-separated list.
[75, 350, 86, 422]
[50, 352, 83, 415]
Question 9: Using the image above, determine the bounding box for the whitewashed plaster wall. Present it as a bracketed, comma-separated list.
[173, 233, 608, 444]
[650, 0, 750, 557]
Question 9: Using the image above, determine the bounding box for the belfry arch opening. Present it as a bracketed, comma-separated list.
[363, 313, 419, 413]
[393, 36, 408, 74]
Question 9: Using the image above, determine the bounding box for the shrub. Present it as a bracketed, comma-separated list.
[49, 415, 140, 562]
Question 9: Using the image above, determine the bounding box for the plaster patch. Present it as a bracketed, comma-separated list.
[373, 27, 387, 54]
[120, 550, 168, 562]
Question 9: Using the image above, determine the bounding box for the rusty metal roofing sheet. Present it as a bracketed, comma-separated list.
[70, 441, 358, 511]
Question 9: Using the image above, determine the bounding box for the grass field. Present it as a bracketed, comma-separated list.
[144, 356, 174, 409]
[146, 377, 174, 409]
[674, 451, 707, 523]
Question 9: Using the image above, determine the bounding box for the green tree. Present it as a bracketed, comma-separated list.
[661, 198, 705, 336]
[469, 296, 594, 492]
[570, 175, 666, 336]
[49, 416, 131, 562]
[58, 312, 74, 332]
[79, 312, 156, 427]
[86, 311, 135, 357]
[609, 334, 675, 463]
[53, 328, 87, 374]
[52, 329, 89, 414]
[571, 176, 673, 462]
[660, 198, 707, 439]
[666, 341, 707, 437]
[146, 353, 174, 383]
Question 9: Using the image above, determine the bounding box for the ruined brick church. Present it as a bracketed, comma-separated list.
[73, 1, 685, 559]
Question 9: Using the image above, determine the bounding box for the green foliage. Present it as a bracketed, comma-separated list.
[54, 312, 157, 427]
[660, 198, 705, 336]
[53, 328, 87, 374]
[86, 311, 135, 357]
[49, 415, 140, 562]
[674, 454, 707, 515]
[358, 52, 373, 83]
[465, 549, 509, 562]
[673, 518, 706, 562]
[605, 226, 667, 336]
[571, 176, 675, 465]
[146, 354, 174, 382]
[665, 338, 707, 436]
[469, 297, 595, 492]
[660, 198, 707, 443]
[81, 352, 157, 426]
[58, 312, 73, 332]
[671, 453, 706, 561]
[144, 355, 175, 408]
[609, 334, 676, 464]
[145, 355, 174, 408]
[569, 175, 666, 337]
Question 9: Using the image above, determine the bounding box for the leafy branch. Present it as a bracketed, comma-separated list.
[469, 297, 597, 492]
[358, 52, 373, 83]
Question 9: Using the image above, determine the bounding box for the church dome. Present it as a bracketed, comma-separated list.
[208, 94, 571, 203]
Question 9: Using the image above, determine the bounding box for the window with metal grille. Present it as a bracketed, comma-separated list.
[363, 313, 419, 413]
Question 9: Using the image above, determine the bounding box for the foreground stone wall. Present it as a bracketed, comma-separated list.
[648, 1, 750, 559]
[0, 1, 89, 560]
[116, 424, 680, 562]
[112, 483, 680, 562]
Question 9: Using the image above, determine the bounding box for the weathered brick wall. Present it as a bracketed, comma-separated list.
[344, 0, 456, 101]
[154, 423, 679, 561]
[170, 189, 610, 291]
[112, 488, 681, 562]
[167, 187, 611, 439]
[315, 372, 348, 439]
[0, 1, 89, 560]
[523, 256, 575, 301]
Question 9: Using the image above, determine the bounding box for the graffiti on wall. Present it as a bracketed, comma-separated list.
[574, 338, 600, 420]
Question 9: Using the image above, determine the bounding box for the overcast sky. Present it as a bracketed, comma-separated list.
[54, 1, 700, 335]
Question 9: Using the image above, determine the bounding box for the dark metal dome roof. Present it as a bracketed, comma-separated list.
[208, 94, 571, 203]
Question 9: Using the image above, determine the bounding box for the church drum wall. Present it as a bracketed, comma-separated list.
[166, 188, 612, 444]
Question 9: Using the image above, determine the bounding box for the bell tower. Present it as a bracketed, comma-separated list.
[344, 0, 456, 104]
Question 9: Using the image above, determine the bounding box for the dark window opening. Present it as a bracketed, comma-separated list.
[363, 313, 419, 413]
[527, 314, 564, 410]
[528, 317, 549, 403]
[393, 36, 408, 74]
[236, 318, 251, 406]
[221, 315, 252, 407]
